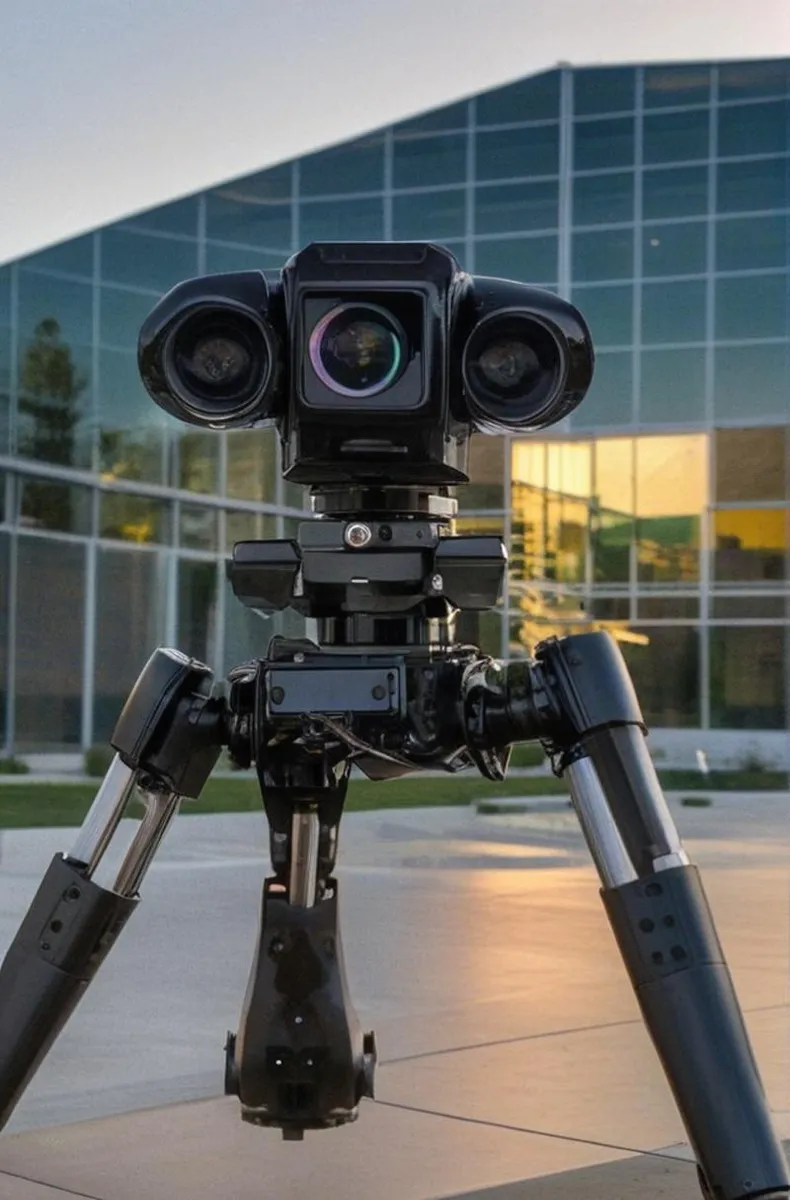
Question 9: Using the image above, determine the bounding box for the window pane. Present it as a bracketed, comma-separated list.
[643, 110, 710, 165]
[717, 158, 789, 213]
[392, 189, 465, 240]
[393, 134, 466, 189]
[300, 136, 384, 196]
[204, 243, 286, 275]
[637, 596, 700, 619]
[179, 504, 219, 551]
[716, 216, 789, 272]
[719, 60, 790, 102]
[572, 283, 633, 345]
[93, 548, 168, 742]
[177, 430, 220, 494]
[99, 492, 172, 545]
[226, 428, 279, 502]
[644, 65, 711, 108]
[718, 100, 790, 159]
[620, 627, 700, 726]
[16, 319, 93, 470]
[15, 537, 85, 748]
[714, 342, 790, 420]
[642, 166, 709, 220]
[710, 626, 786, 729]
[20, 234, 95, 280]
[0, 533, 7, 735]
[299, 197, 383, 242]
[205, 192, 292, 250]
[476, 179, 558, 234]
[642, 279, 707, 344]
[588, 596, 630, 620]
[101, 229, 198, 292]
[464, 435, 506, 509]
[18, 272, 93, 346]
[592, 509, 632, 581]
[715, 427, 788, 502]
[0, 267, 10, 325]
[573, 351, 632, 426]
[642, 222, 707, 278]
[395, 101, 469, 136]
[635, 434, 705, 582]
[711, 595, 786, 618]
[98, 348, 166, 484]
[639, 348, 706, 424]
[512, 442, 546, 488]
[476, 72, 560, 124]
[178, 559, 219, 664]
[574, 67, 636, 116]
[715, 274, 789, 341]
[574, 117, 635, 171]
[124, 197, 200, 238]
[474, 235, 557, 283]
[225, 509, 278, 552]
[713, 509, 787, 582]
[476, 125, 559, 181]
[100, 285, 158, 350]
[19, 478, 92, 535]
[572, 228, 633, 281]
[573, 172, 633, 226]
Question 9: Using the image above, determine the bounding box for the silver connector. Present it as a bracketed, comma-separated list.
[113, 790, 181, 898]
[68, 755, 137, 875]
[652, 850, 691, 872]
[289, 809, 320, 908]
[566, 756, 638, 888]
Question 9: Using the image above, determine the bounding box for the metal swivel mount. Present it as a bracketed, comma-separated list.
[0, 484, 787, 1198]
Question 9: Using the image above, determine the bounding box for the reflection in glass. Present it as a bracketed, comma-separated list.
[476, 125, 559, 181]
[591, 507, 632, 582]
[573, 67, 635, 116]
[473, 235, 557, 284]
[225, 510, 278, 552]
[715, 274, 788, 341]
[300, 197, 384, 243]
[205, 243, 286, 275]
[719, 60, 790, 101]
[572, 228, 633, 281]
[93, 548, 168, 742]
[17, 318, 93, 470]
[713, 509, 787, 582]
[620, 627, 700, 727]
[716, 215, 788, 272]
[588, 596, 630, 620]
[300, 136, 385, 195]
[176, 430, 220, 494]
[573, 172, 634, 226]
[714, 343, 790, 421]
[99, 492, 172, 545]
[393, 134, 466, 189]
[20, 234, 95, 280]
[0, 533, 8, 738]
[711, 595, 786, 618]
[0, 268, 10, 324]
[100, 286, 160, 350]
[639, 348, 706, 425]
[642, 165, 709, 220]
[462, 436, 506, 510]
[547, 442, 592, 497]
[476, 71, 560, 124]
[715, 427, 788, 502]
[392, 190, 465, 240]
[15, 536, 85, 747]
[395, 101, 469, 136]
[642, 222, 707, 277]
[643, 109, 710, 164]
[641, 280, 706, 344]
[99, 348, 166, 484]
[717, 158, 789, 213]
[718, 100, 790, 159]
[476, 179, 558, 234]
[591, 438, 633, 582]
[18, 272, 93, 346]
[205, 192, 291, 250]
[644, 65, 710, 108]
[179, 504, 219, 551]
[574, 117, 635, 171]
[635, 435, 705, 583]
[100, 229, 198, 293]
[123, 197, 200, 238]
[19, 478, 92, 535]
[178, 559, 219, 664]
[512, 441, 545, 488]
[637, 595, 699, 619]
[710, 626, 785, 729]
[574, 351, 632, 425]
[227, 428, 279, 502]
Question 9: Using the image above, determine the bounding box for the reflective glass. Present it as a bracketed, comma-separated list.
[99, 492, 172, 545]
[511, 441, 546, 488]
[635, 434, 705, 582]
[123, 197, 200, 238]
[715, 427, 788, 502]
[93, 547, 168, 741]
[205, 192, 292, 250]
[571, 283, 633, 346]
[717, 158, 789, 213]
[639, 348, 706, 424]
[573, 351, 632, 426]
[714, 342, 790, 420]
[100, 285, 158, 350]
[643, 65, 711, 108]
[719, 60, 790, 101]
[591, 508, 632, 582]
[588, 596, 630, 620]
[572, 228, 633, 281]
[718, 100, 790, 159]
[0, 533, 7, 735]
[546, 442, 592, 497]
[218, 164, 292, 203]
[713, 508, 787, 582]
[225, 509, 278, 551]
[642, 279, 707, 344]
[98, 348, 166, 483]
[464, 435, 506, 509]
[594, 436, 634, 511]
[16, 321, 93, 470]
[0, 268, 10, 325]
[205, 243, 286, 275]
[14, 536, 85, 748]
[392, 189, 465, 240]
[20, 234, 94, 280]
[18, 273, 93, 346]
[393, 134, 466, 189]
[573, 67, 636, 116]
[226, 428, 279, 502]
[574, 117, 635, 171]
[716, 215, 789, 272]
[643, 109, 710, 164]
[300, 135, 385, 195]
[573, 172, 634, 226]
[476, 125, 560, 181]
[637, 596, 700, 619]
[476, 71, 560, 124]
[223, 597, 274, 672]
[395, 100, 469, 136]
[711, 595, 786, 618]
[642, 166, 709, 219]
[101, 229, 198, 292]
[300, 197, 384, 243]
[642, 222, 707, 277]
[177, 430, 220, 494]
[476, 179, 558, 234]
[179, 504, 219, 551]
[710, 626, 786, 729]
[19, 478, 92, 535]
[715, 274, 789, 341]
[620, 627, 700, 727]
[178, 559, 219, 664]
[473, 235, 557, 283]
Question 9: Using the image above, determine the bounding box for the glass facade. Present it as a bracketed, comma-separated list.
[0, 56, 788, 750]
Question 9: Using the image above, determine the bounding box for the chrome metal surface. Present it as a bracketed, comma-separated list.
[565, 756, 638, 888]
[113, 791, 181, 897]
[652, 850, 691, 872]
[68, 756, 137, 875]
[289, 809, 320, 907]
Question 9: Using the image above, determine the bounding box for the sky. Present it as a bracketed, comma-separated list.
[1, 0, 788, 265]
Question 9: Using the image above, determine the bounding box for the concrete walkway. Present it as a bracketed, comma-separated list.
[0, 795, 788, 1198]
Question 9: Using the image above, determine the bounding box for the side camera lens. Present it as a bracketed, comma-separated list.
[462, 312, 566, 430]
[169, 309, 271, 419]
[309, 303, 405, 398]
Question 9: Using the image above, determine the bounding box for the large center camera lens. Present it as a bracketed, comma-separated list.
[309, 303, 405, 398]
[168, 308, 273, 420]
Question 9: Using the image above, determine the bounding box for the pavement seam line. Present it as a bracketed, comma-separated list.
[0, 1168, 103, 1200]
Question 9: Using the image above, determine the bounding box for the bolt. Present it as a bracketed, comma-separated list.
[293, 652, 305, 663]
[430, 573, 443, 592]
[378, 524, 393, 542]
[345, 522, 372, 548]
[270, 938, 285, 955]
[371, 684, 386, 700]
[64, 887, 81, 902]
[40, 942, 51, 952]
[270, 686, 285, 705]
[294, 1015, 303, 1025]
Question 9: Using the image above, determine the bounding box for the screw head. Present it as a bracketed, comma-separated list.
[430, 573, 443, 592]
[371, 684, 386, 700]
[345, 522, 372, 548]
[270, 686, 285, 705]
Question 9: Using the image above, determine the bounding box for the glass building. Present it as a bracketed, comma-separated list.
[0, 57, 788, 762]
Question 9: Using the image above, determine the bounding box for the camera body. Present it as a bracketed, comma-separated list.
[138, 242, 594, 488]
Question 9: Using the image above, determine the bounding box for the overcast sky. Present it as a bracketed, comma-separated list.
[1, 0, 788, 265]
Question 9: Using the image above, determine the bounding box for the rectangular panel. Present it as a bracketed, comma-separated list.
[299, 196, 384, 243]
[639, 347, 706, 425]
[572, 284, 633, 346]
[16, 316, 94, 471]
[717, 158, 789, 213]
[572, 228, 633, 281]
[473, 235, 557, 284]
[204, 243, 286, 275]
[642, 221, 707, 278]
[176, 430, 220, 494]
[643, 109, 710, 165]
[574, 351, 632, 425]
[225, 510, 278, 552]
[177, 558, 219, 665]
[18, 478, 93, 535]
[636, 596, 700, 619]
[718, 100, 790, 159]
[574, 67, 636, 116]
[395, 100, 469, 137]
[641, 279, 707, 344]
[476, 179, 558, 234]
[179, 504, 219, 551]
[710, 625, 786, 729]
[393, 134, 466, 189]
[476, 72, 560, 124]
[226, 428, 278, 502]
[574, 117, 635, 171]
[642, 165, 709, 220]
[205, 192, 291, 250]
[476, 125, 560, 181]
[300, 135, 385, 196]
[711, 595, 786, 618]
[715, 427, 788, 502]
[715, 274, 789, 341]
[98, 348, 165, 484]
[716, 215, 789, 272]
[100, 229, 198, 292]
[99, 492, 172, 545]
[392, 189, 466, 241]
[713, 508, 787, 582]
[620, 626, 700, 727]
[644, 64, 711, 108]
[714, 342, 790, 420]
[122, 197, 200, 238]
[20, 233, 95, 280]
[18, 272, 93, 345]
[100, 285, 159, 351]
[573, 172, 634, 226]
[719, 60, 790, 101]
[14, 536, 86, 748]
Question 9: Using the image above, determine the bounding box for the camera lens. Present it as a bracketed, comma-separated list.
[169, 309, 272, 419]
[462, 311, 566, 431]
[476, 339, 541, 394]
[309, 303, 405, 398]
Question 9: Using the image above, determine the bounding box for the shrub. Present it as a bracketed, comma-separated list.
[0, 756, 30, 775]
[509, 743, 548, 768]
[84, 744, 115, 778]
